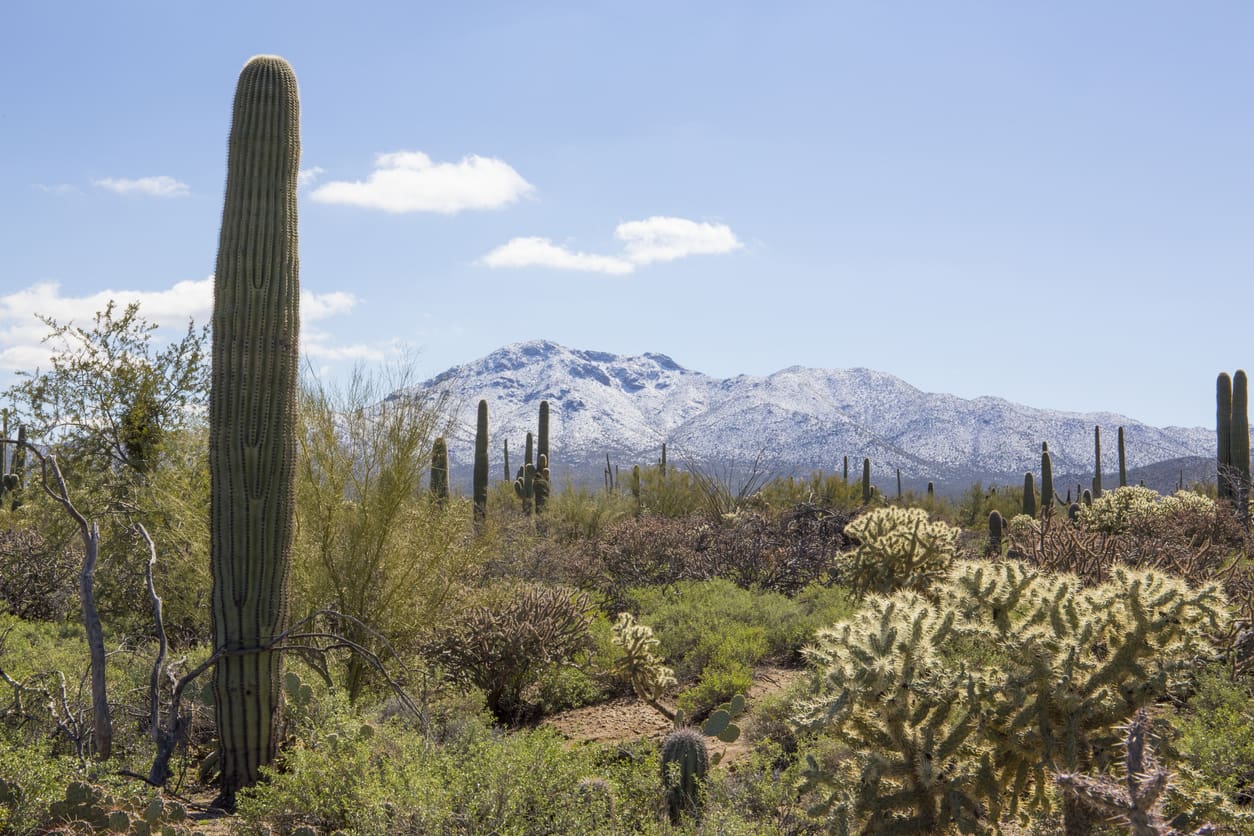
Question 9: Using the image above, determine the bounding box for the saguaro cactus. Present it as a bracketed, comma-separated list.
[862, 458, 872, 504]
[1117, 426, 1127, 488]
[430, 437, 449, 504]
[1022, 472, 1036, 518]
[1093, 426, 1103, 498]
[503, 439, 510, 482]
[473, 400, 488, 526]
[1040, 448, 1053, 519]
[536, 401, 550, 513]
[208, 55, 301, 807]
[1233, 371, 1250, 522]
[988, 510, 1004, 555]
[1218, 373, 1233, 502]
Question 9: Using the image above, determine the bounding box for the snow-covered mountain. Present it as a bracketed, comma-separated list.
[419, 340, 1215, 493]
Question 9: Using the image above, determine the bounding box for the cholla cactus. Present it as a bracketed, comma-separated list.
[838, 507, 959, 596]
[1055, 709, 1217, 836]
[946, 560, 1229, 822]
[610, 611, 677, 713]
[1078, 485, 1162, 534]
[796, 560, 1230, 832]
[796, 591, 995, 833]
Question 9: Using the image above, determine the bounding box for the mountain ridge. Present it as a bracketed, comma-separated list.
[417, 340, 1215, 495]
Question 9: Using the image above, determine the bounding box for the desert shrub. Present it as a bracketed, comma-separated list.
[424, 582, 595, 722]
[1008, 490, 1245, 588]
[0, 730, 82, 834]
[697, 505, 851, 594]
[595, 515, 705, 605]
[1167, 664, 1254, 828]
[835, 506, 959, 596]
[542, 483, 636, 543]
[0, 524, 76, 621]
[533, 612, 619, 713]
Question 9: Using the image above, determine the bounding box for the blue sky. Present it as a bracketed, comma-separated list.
[1, 1, 1250, 429]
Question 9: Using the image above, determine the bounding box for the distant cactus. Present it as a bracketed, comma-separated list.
[861, 458, 871, 504]
[661, 727, 710, 824]
[659, 442, 667, 477]
[1083, 488, 1093, 506]
[1094, 425, 1103, 498]
[988, 509, 1004, 555]
[1218, 372, 1233, 502]
[430, 436, 449, 503]
[1118, 425, 1128, 488]
[503, 438, 510, 482]
[843, 454, 849, 482]
[630, 464, 642, 513]
[927, 481, 934, 498]
[1233, 370, 1250, 523]
[1041, 448, 1053, 518]
[536, 401, 550, 513]
[473, 400, 488, 525]
[1022, 471, 1037, 518]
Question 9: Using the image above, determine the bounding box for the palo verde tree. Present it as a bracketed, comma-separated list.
[2, 301, 211, 637]
[208, 55, 301, 807]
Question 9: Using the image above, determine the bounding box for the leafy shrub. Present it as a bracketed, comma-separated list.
[836, 506, 959, 596]
[424, 582, 594, 722]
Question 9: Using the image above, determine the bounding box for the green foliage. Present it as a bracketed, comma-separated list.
[1169, 665, 1254, 803]
[836, 506, 959, 596]
[629, 578, 819, 683]
[293, 361, 471, 700]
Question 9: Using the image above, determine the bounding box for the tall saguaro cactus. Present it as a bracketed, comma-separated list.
[1233, 371, 1250, 522]
[536, 400, 550, 513]
[1218, 373, 1233, 502]
[430, 437, 449, 504]
[208, 55, 301, 807]
[1093, 426, 1103, 498]
[1117, 426, 1127, 488]
[473, 400, 488, 526]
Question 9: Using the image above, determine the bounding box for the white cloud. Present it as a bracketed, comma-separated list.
[34, 183, 78, 195]
[310, 151, 534, 213]
[479, 237, 634, 275]
[298, 166, 325, 189]
[616, 216, 742, 265]
[479, 216, 742, 275]
[93, 175, 190, 197]
[0, 278, 369, 379]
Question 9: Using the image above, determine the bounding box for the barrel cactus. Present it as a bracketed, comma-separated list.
[661, 726, 710, 824]
[208, 55, 301, 806]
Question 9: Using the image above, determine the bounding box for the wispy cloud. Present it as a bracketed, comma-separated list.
[298, 166, 325, 189]
[479, 237, 634, 275]
[0, 278, 372, 378]
[93, 175, 190, 197]
[480, 216, 742, 275]
[33, 183, 79, 195]
[311, 150, 533, 214]
[616, 216, 743, 265]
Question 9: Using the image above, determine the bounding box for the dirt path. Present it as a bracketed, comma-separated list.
[542, 665, 806, 765]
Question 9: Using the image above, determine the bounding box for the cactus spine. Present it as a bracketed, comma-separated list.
[661, 727, 709, 824]
[1022, 472, 1036, 518]
[1117, 426, 1127, 488]
[208, 55, 301, 806]
[862, 458, 871, 504]
[429, 437, 449, 503]
[473, 400, 488, 526]
[1093, 425, 1103, 498]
